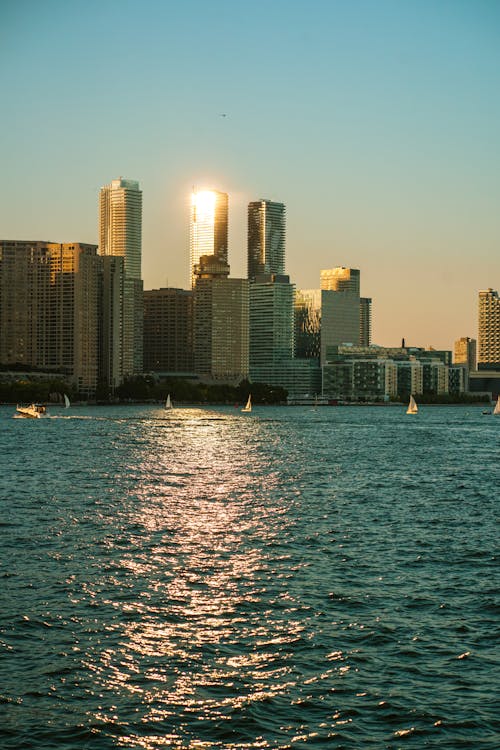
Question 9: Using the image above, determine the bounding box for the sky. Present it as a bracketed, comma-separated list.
[1, 0, 499, 349]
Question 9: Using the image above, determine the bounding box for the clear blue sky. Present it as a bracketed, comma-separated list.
[1, 0, 499, 348]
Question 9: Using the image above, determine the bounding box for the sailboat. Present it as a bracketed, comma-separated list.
[241, 395, 252, 413]
[165, 394, 173, 410]
[406, 394, 418, 414]
[493, 395, 500, 416]
[63, 393, 70, 409]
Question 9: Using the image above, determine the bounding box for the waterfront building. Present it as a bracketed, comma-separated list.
[421, 359, 449, 395]
[321, 289, 361, 362]
[247, 200, 285, 280]
[143, 288, 193, 373]
[190, 189, 228, 288]
[322, 358, 397, 402]
[294, 289, 321, 360]
[193, 256, 248, 381]
[0, 240, 100, 395]
[249, 274, 295, 378]
[320, 267, 373, 362]
[360, 297, 372, 347]
[478, 289, 500, 368]
[395, 360, 423, 397]
[99, 178, 143, 377]
[448, 365, 467, 395]
[193, 277, 249, 381]
[100, 256, 125, 392]
[454, 336, 476, 370]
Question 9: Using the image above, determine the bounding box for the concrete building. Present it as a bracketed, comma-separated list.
[193, 276, 248, 381]
[247, 200, 285, 280]
[100, 256, 125, 392]
[99, 178, 143, 378]
[143, 288, 193, 373]
[395, 360, 424, 397]
[190, 189, 228, 289]
[478, 289, 500, 368]
[454, 336, 476, 370]
[322, 358, 397, 402]
[0, 240, 100, 395]
[360, 297, 372, 347]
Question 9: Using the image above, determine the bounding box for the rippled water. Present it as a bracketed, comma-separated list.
[1, 404, 498, 748]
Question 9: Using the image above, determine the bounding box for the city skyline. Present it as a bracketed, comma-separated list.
[1, 0, 499, 349]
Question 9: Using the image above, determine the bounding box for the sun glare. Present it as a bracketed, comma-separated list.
[192, 190, 216, 220]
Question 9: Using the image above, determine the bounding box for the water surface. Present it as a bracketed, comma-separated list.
[1, 404, 498, 748]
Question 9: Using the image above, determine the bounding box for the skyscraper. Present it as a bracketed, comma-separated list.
[0, 240, 100, 395]
[478, 289, 500, 368]
[99, 178, 143, 378]
[319, 267, 372, 362]
[99, 178, 142, 279]
[247, 200, 285, 280]
[190, 190, 228, 288]
[143, 288, 194, 373]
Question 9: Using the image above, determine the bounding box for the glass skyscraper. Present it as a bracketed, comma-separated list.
[247, 200, 285, 280]
[190, 190, 228, 288]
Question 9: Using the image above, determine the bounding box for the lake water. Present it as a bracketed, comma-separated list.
[1, 404, 498, 749]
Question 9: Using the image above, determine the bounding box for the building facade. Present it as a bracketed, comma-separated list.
[190, 190, 228, 288]
[99, 178, 143, 379]
[478, 289, 500, 368]
[247, 200, 285, 280]
[454, 336, 477, 370]
[193, 276, 248, 381]
[0, 240, 100, 394]
[143, 288, 193, 373]
[249, 275, 295, 379]
[294, 289, 321, 359]
[319, 267, 372, 361]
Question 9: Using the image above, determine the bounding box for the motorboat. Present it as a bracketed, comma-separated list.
[15, 403, 47, 419]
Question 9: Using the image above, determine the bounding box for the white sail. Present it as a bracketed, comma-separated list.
[241, 395, 252, 413]
[493, 396, 500, 416]
[64, 393, 70, 408]
[406, 395, 418, 414]
[165, 394, 172, 410]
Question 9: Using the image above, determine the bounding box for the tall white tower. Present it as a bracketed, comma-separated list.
[99, 178, 143, 378]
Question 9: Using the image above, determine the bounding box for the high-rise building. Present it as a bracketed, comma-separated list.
[0, 240, 100, 395]
[99, 178, 142, 279]
[454, 336, 476, 370]
[193, 276, 249, 381]
[249, 275, 295, 380]
[320, 267, 360, 293]
[99, 178, 143, 378]
[247, 200, 285, 280]
[143, 288, 193, 373]
[294, 289, 321, 359]
[190, 190, 228, 288]
[478, 289, 500, 368]
[320, 267, 372, 362]
[360, 297, 372, 347]
[100, 256, 125, 392]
